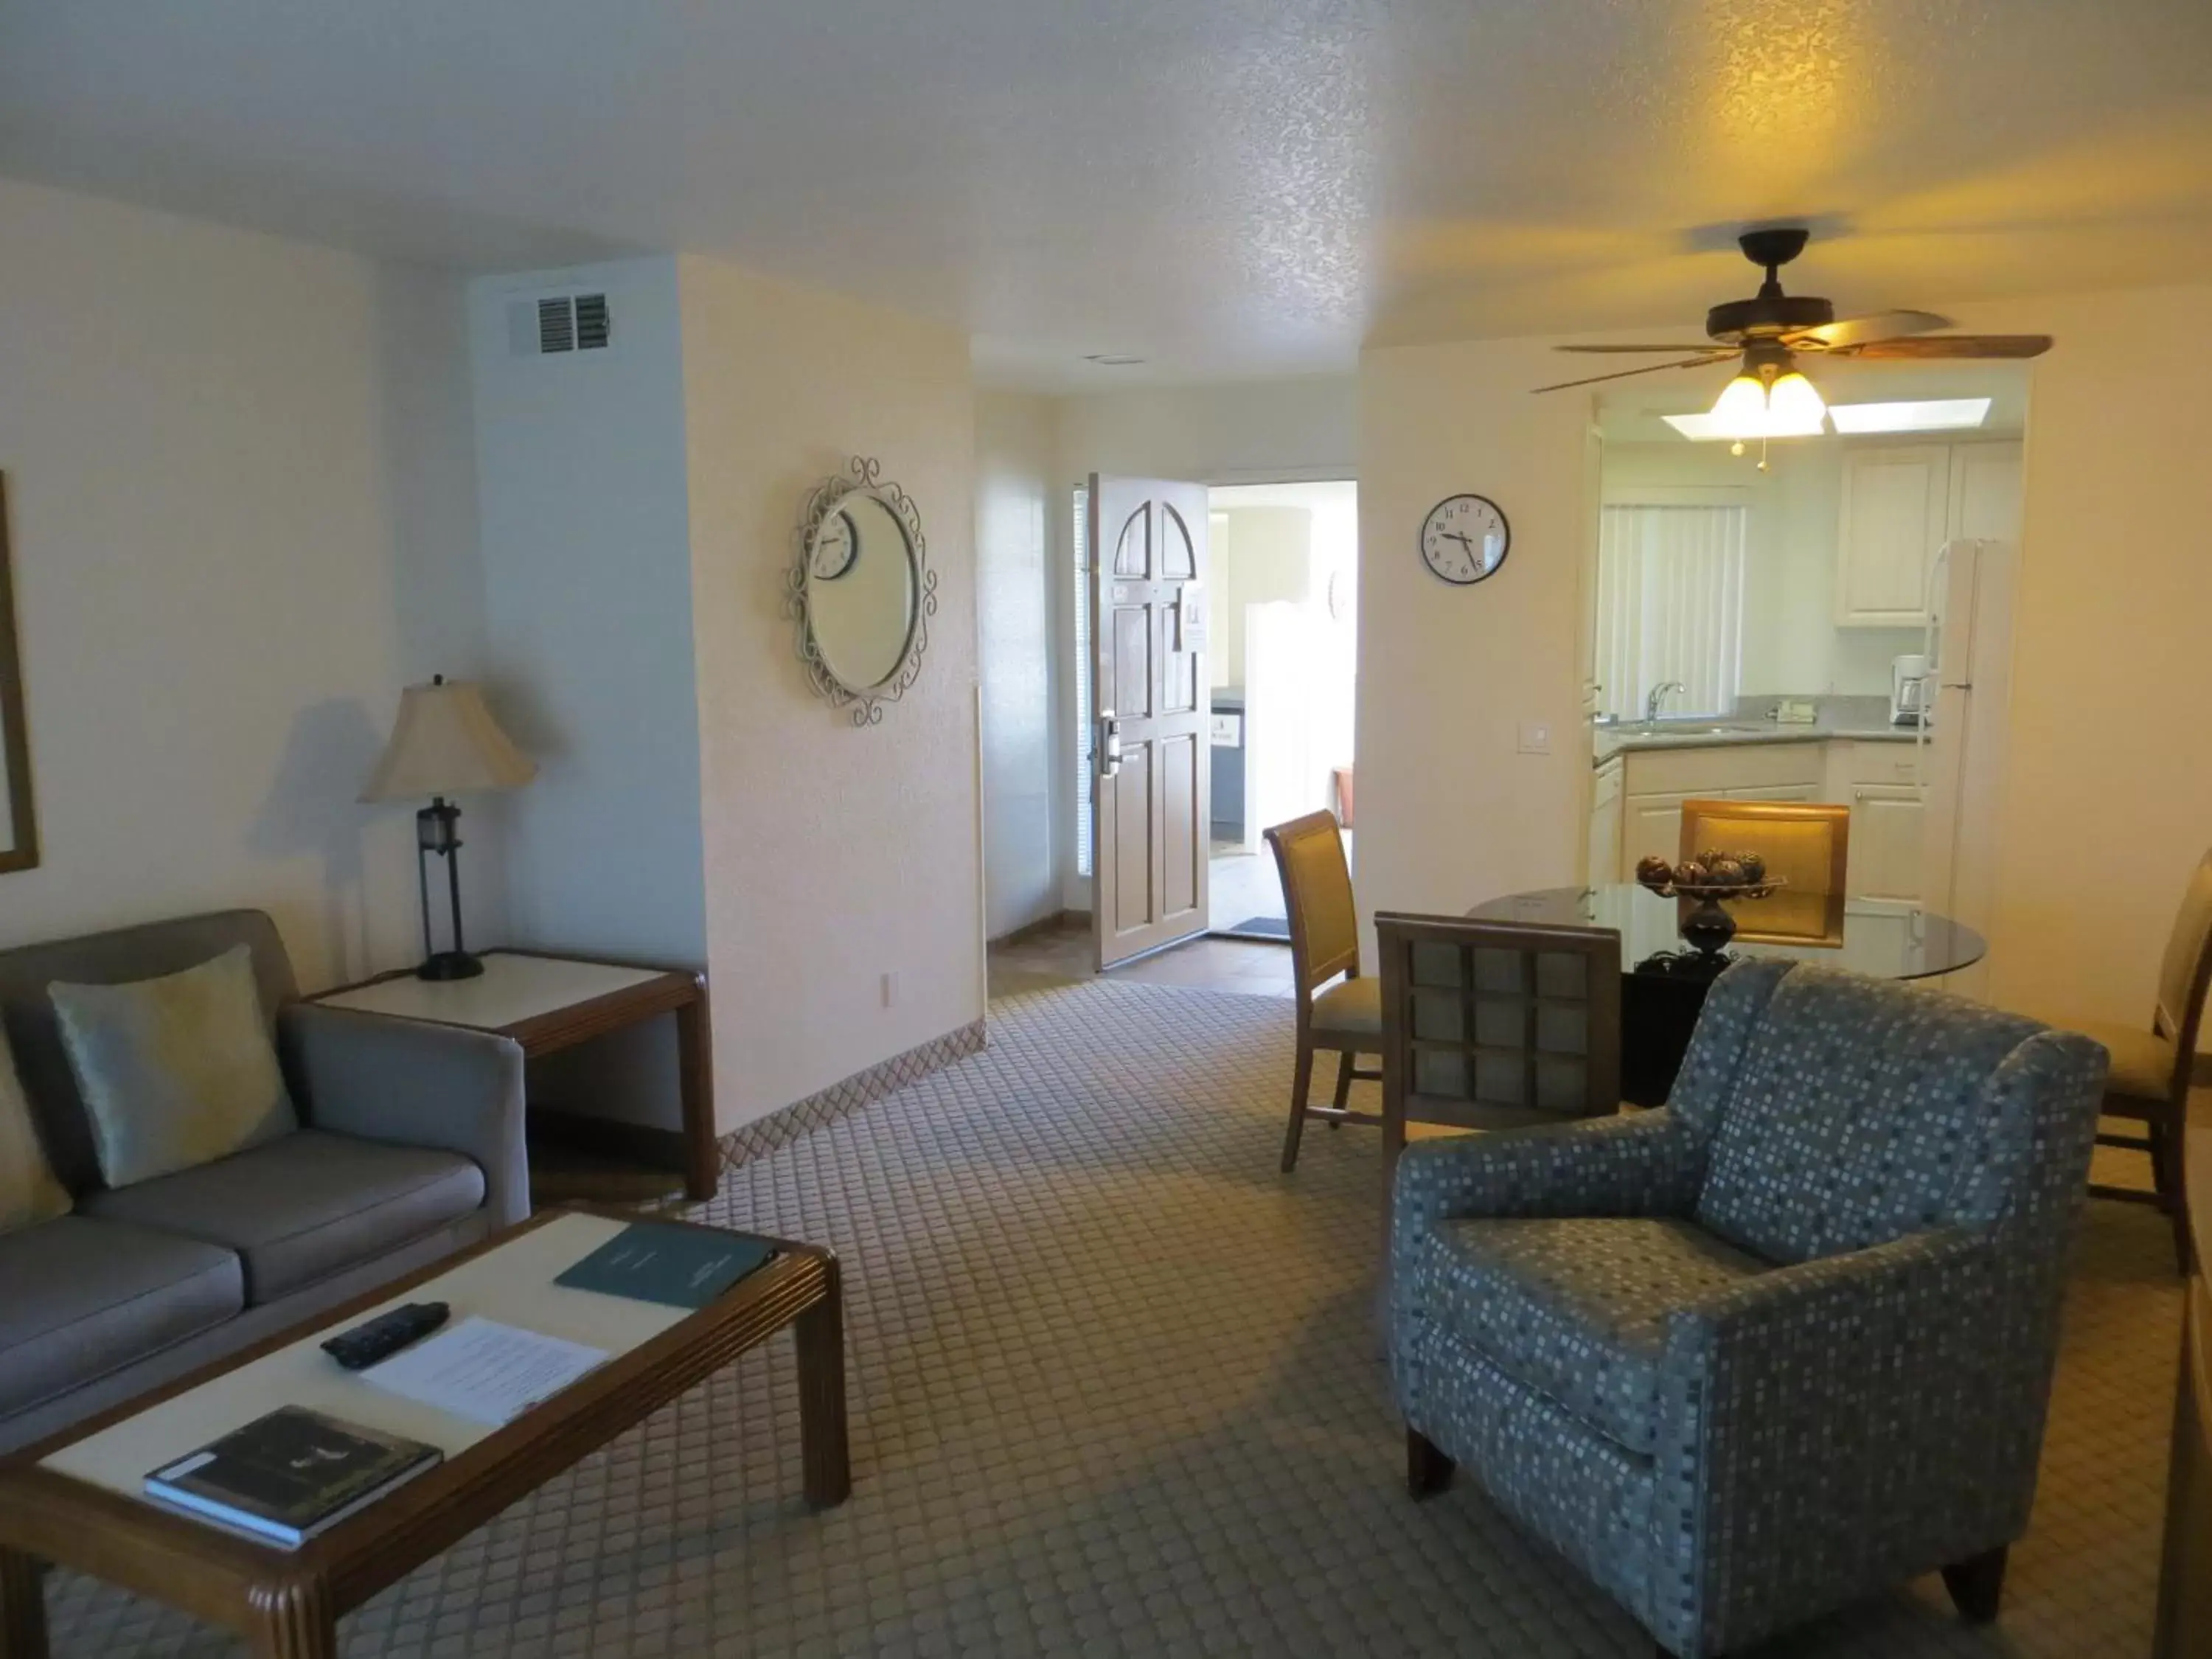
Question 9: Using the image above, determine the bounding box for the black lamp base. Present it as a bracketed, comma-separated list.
[417, 950, 485, 982]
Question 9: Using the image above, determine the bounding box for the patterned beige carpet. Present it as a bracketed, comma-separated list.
[47, 978, 2180, 1657]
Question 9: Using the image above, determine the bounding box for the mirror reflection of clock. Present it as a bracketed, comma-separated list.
[812, 509, 860, 580]
[1419, 493, 1509, 585]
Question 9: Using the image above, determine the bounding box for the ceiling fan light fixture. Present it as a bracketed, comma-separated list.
[1708, 372, 1769, 429]
[1765, 370, 1826, 431]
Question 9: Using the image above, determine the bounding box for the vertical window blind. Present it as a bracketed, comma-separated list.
[1073, 484, 1093, 878]
[1594, 502, 1747, 722]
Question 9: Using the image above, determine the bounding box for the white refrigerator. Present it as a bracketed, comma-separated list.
[1919, 536, 2017, 1001]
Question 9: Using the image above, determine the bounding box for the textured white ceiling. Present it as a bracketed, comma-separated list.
[2, 1, 2209, 389]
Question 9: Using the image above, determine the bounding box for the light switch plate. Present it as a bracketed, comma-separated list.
[1517, 722, 1551, 754]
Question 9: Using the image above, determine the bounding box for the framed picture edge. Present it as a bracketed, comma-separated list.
[0, 473, 41, 874]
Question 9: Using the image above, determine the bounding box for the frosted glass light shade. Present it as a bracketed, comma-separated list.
[360, 680, 537, 802]
[1708, 374, 1769, 428]
[1764, 370, 1827, 434]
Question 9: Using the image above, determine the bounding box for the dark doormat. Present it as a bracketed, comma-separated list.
[1214, 917, 1292, 942]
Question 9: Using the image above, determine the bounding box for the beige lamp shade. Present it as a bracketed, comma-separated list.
[359, 678, 537, 802]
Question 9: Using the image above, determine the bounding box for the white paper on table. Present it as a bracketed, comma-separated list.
[361, 1316, 608, 1427]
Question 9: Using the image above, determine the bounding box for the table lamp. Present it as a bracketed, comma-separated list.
[360, 675, 537, 980]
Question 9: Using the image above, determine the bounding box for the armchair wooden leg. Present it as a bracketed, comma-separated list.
[1406, 1428, 1453, 1498]
[1281, 1038, 1315, 1172]
[1328, 1049, 1355, 1129]
[1941, 1545, 2007, 1624]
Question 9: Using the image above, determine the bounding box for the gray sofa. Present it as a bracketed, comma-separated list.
[0, 910, 529, 1453]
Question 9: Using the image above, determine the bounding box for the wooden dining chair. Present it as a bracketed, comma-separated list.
[2065, 846, 2212, 1273]
[1265, 810, 1382, 1172]
[1374, 912, 1624, 1197]
[1680, 797, 1851, 894]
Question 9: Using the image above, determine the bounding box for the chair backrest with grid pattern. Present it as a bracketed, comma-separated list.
[1679, 798, 1850, 895]
[1265, 811, 1359, 1005]
[1374, 911, 1621, 1131]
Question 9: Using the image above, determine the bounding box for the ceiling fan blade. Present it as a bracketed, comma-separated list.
[1787, 309, 1950, 350]
[1554, 344, 1728, 354]
[1829, 335, 2054, 361]
[1530, 354, 1735, 394]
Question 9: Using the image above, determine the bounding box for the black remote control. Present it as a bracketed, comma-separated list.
[321, 1301, 451, 1371]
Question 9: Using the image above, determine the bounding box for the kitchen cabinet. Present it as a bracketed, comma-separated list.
[1589, 757, 1624, 886]
[1835, 445, 1951, 627]
[1834, 440, 2023, 628]
[1850, 785, 1925, 905]
[1604, 738, 1932, 893]
[1623, 791, 1691, 879]
[1613, 742, 1829, 879]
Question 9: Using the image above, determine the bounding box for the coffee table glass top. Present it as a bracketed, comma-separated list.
[313, 955, 667, 1032]
[1467, 885, 1987, 981]
[41, 1213, 692, 1504]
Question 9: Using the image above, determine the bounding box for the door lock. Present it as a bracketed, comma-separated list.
[1099, 712, 1122, 779]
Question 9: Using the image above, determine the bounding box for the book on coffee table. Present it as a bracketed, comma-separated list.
[553, 1220, 775, 1310]
[143, 1405, 440, 1548]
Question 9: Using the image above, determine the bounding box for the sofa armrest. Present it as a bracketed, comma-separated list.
[1649, 1226, 2054, 1655]
[1391, 1108, 1705, 1259]
[279, 1003, 529, 1227]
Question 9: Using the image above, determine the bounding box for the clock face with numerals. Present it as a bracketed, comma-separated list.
[1420, 494, 1509, 585]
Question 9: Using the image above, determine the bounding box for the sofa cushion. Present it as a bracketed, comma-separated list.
[80, 1129, 484, 1304]
[0, 1215, 243, 1419]
[51, 943, 299, 1189]
[0, 1026, 67, 1234]
[1413, 1214, 1771, 1453]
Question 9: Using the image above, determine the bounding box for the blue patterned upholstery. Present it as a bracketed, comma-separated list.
[1391, 961, 2107, 1658]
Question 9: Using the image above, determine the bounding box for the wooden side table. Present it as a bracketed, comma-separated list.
[310, 950, 718, 1201]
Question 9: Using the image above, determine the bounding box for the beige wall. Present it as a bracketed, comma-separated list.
[1358, 283, 2212, 1030]
[1355, 336, 1596, 928]
[975, 392, 1060, 939]
[0, 177, 494, 988]
[679, 255, 983, 1130]
[1967, 285, 2212, 1026]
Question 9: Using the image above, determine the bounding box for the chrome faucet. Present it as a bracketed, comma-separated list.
[1644, 681, 1686, 722]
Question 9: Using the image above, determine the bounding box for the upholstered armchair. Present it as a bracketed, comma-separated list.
[1390, 959, 2107, 1659]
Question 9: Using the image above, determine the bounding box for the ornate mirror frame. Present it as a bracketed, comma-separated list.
[786, 456, 936, 726]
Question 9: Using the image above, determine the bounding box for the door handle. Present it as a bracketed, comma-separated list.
[1099, 712, 1122, 779]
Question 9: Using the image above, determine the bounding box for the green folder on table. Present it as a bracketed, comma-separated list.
[554, 1222, 775, 1310]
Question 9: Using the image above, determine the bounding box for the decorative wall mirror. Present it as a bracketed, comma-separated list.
[0, 476, 38, 874]
[787, 456, 936, 725]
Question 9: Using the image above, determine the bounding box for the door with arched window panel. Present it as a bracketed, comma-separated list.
[1089, 474, 1211, 968]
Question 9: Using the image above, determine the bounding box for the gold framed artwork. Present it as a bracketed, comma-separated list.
[0, 475, 38, 874]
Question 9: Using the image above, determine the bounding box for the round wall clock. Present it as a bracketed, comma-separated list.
[1419, 493, 1509, 585]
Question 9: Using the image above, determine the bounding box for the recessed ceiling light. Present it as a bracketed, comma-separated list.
[1827, 397, 1992, 434]
[1084, 353, 1146, 366]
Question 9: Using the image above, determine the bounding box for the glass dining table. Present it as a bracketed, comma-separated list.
[1467, 883, 1988, 1104]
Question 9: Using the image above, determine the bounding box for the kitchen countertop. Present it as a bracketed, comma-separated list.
[1594, 720, 1921, 763]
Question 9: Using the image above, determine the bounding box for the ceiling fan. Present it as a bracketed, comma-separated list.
[1531, 228, 2051, 431]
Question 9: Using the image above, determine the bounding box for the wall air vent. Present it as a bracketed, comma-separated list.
[573, 292, 611, 350]
[506, 292, 613, 358]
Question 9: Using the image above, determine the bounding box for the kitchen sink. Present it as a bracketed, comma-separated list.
[1604, 720, 1773, 738]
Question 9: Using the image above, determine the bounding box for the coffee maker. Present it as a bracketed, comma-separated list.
[1891, 653, 1930, 727]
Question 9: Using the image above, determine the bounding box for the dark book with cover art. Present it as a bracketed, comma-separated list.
[553, 1221, 775, 1310]
[144, 1405, 440, 1548]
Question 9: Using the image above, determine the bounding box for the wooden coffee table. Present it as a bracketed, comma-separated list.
[0, 1206, 846, 1658]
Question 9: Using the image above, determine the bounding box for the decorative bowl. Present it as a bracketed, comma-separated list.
[1634, 873, 1787, 956]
